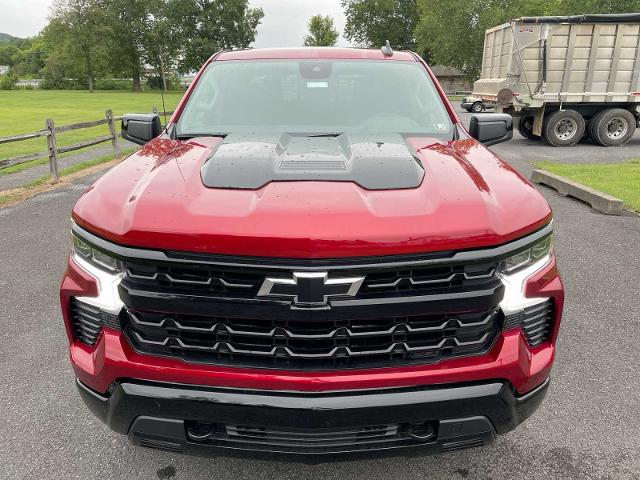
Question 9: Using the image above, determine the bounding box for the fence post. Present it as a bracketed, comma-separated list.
[46, 118, 59, 183]
[105, 109, 121, 157]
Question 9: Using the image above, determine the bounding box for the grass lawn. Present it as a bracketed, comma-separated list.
[535, 160, 640, 212]
[0, 90, 184, 163]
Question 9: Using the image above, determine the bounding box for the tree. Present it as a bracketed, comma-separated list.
[100, 0, 149, 91]
[49, 0, 108, 92]
[179, 0, 264, 73]
[304, 15, 339, 47]
[342, 0, 418, 50]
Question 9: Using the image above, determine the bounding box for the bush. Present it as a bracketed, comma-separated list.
[40, 77, 84, 90]
[0, 72, 18, 90]
[146, 75, 181, 91]
[95, 78, 133, 90]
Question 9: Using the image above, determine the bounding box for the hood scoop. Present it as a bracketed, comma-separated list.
[200, 132, 424, 190]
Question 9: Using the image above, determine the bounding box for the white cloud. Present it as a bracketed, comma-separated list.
[0, 0, 51, 37]
[250, 0, 348, 47]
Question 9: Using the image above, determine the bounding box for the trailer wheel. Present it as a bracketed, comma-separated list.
[471, 102, 483, 113]
[589, 108, 636, 147]
[543, 110, 585, 147]
[517, 116, 539, 140]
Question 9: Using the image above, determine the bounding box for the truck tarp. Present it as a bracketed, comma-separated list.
[518, 13, 640, 24]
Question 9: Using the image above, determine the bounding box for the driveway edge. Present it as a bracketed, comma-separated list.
[531, 169, 624, 215]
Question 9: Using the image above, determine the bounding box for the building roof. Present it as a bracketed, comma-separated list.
[429, 65, 465, 77]
[216, 48, 417, 62]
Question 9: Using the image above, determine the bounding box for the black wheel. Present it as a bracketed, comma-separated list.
[517, 116, 539, 140]
[542, 110, 585, 147]
[465, 107, 473, 113]
[589, 108, 636, 147]
[471, 102, 483, 113]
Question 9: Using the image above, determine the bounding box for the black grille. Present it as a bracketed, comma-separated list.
[70, 299, 121, 346]
[185, 421, 436, 453]
[122, 260, 498, 299]
[123, 307, 502, 369]
[119, 256, 504, 370]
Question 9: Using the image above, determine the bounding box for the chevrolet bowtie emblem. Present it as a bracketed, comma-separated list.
[257, 272, 364, 307]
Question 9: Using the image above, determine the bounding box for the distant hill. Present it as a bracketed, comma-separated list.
[0, 33, 20, 43]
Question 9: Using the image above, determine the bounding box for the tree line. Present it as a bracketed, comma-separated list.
[1, 0, 264, 91]
[1, 0, 639, 91]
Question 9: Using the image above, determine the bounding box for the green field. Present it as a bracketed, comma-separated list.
[535, 160, 640, 212]
[0, 90, 184, 164]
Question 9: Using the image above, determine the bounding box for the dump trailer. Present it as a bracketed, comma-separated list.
[472, 14, 640, 146]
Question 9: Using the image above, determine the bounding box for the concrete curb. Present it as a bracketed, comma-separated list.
[531, 169, 624, 215]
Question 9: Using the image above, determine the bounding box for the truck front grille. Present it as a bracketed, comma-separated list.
[118, 253, 505, 370]
[124, 307, 502, 369]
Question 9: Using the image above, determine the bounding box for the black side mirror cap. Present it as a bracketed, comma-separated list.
[121, 113, 162, 145]
[469, 113, 513, 146]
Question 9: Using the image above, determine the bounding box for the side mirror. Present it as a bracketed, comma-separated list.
[121, 113, 162, 145]
[469, 113, 513, 146]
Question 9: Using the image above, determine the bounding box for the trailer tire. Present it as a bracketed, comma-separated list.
[542, 110, 585, 147]
[517, 116, 539, 140]
[471, 102, 483, 113]
[589, 108, 636, 147]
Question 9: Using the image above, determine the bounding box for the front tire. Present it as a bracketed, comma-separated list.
[542, 110, 585, 147]
[589, 108, 636, 147]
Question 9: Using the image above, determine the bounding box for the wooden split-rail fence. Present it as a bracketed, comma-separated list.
[0, 106, 174, 183]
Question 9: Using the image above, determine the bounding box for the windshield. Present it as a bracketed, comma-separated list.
[176, 60, 453, 137]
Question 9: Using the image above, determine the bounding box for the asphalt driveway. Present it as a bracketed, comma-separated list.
[0, 118, 639, 479]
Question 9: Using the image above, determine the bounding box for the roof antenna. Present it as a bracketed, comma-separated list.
[381, 40, 394, 57]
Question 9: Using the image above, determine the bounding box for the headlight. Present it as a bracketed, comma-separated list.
[500, 235, 553, 274]
[72, 235, 123, 273]
[71, 233, 124, 315]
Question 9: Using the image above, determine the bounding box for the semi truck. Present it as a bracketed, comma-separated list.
[471, 13, 640, 146]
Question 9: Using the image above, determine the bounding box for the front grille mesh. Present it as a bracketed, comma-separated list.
[120, 256, 504, 369]
[185, 421, 435, 453]
[123, 261, 498, 299]
[124, 308, 502, 369]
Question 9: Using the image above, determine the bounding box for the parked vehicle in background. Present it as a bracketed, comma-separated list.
[461, 95, 495, 113]
[472, 14, 640, 146]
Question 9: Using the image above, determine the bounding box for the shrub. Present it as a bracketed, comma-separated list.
[146, 75, 181, 91]
[0, 72, 18, 90]
[95, 78, 133, 90]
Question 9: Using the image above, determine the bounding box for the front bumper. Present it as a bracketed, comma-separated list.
[77, 377, 549, 459]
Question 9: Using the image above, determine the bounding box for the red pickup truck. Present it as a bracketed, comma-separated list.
[60, 46, 563, 459]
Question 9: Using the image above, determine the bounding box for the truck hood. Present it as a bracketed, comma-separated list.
[72, 135, 551, 258]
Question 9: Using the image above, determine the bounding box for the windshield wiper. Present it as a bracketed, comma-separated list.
[176, 133, 227, 140]
[306, 132, 344, 138]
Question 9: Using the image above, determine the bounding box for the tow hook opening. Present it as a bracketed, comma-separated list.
[406, 421, 437, 441]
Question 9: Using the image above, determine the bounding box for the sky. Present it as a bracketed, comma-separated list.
[0, 0, 350, 46]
